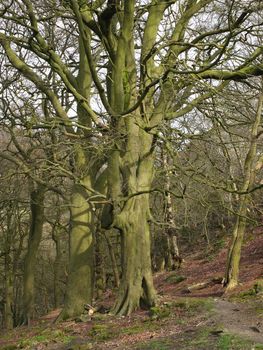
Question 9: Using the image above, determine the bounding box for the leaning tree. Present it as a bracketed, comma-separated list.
[1, 0, 263, 317]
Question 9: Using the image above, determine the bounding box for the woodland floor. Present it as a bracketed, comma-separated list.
[0, 228, 262, 350]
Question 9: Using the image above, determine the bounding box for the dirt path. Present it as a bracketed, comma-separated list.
[213, 298, 263, 344]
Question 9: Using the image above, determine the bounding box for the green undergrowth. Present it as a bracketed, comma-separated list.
[0, 328, 73, 350]
[172, 296, 214, 313]
[230, 279, 263, 302]
[148, 297, 213, 323]
[3, 296, 261, 350]
[187, 328, 261, 350]
[134, 297, 263, 350]
[217, 333, 263, 350]
[89, 324, 117, 341]
[88, 319, 161, 342]
[0, 297, 213, 349]
[87, 297, 213, 344]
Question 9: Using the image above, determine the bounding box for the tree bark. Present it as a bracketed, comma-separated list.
[52, 227, 64, 309]
[2, 208, 14, 329]
[111, 195, 156, 316]
[224, 90, 263, 290]
[163, 151, 180, 270]
[57, 31, 98, 320]
[103, 231, 120, 288]
[224, 199, 248, 290]
[20, 185, 45, 325]
[3, 251, 13, 329]
[95, 229, 106, 298]
[57, 179, 94, 320]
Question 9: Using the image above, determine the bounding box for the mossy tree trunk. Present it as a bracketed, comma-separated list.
[58, 178, 94, 320]
[109, 122, 157, 314]
[57, 32, 100, 320]
[224, 198, 248, 290]
[224, 90, 263, 290]
[21, 185, 45, 325]
[105, 0, 168, 314]
[112, 194, 156, 315]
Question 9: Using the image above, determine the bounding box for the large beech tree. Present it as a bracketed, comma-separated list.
[1, 0, 263, 316]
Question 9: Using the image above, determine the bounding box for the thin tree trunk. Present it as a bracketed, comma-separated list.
[95, 230, 106, 298]
[224, 198, 248, 290]
[52, 227, 63, 309]
[20, 185, 45, 325]
[4, 252, 13, 329]
[224, 90, 263, 290]
[163, 151, 180, 269]
[103, 230, 120, 288]
[3, 209, 14, 329]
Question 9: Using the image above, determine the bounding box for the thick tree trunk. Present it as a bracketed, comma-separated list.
[20, 186, 45, 325]
[111, 196, 156, 316]
[58, 181, 94, 320]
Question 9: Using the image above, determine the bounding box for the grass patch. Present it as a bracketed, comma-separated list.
[175, 327, 263, 350]
[149, 305, 171, 320]
[136, 328, 263, 350]
[89, 320, 159, 342]
[172, 297, 213, 313]
[184, 327, 212, 348]
[15, 328, 73, 349]
[147, 297, 211, 321]
[121, 320, 159, 335]
[217, 333, 263, 350]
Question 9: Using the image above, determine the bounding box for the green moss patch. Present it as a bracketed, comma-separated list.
[230, 280, 263, 302]
[149, 305, 171, 320]
[89, 324, 117, 341]
[172, 297, 213, 313]
[14, 328, 73, 349]
[165, 273, 186, 284]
